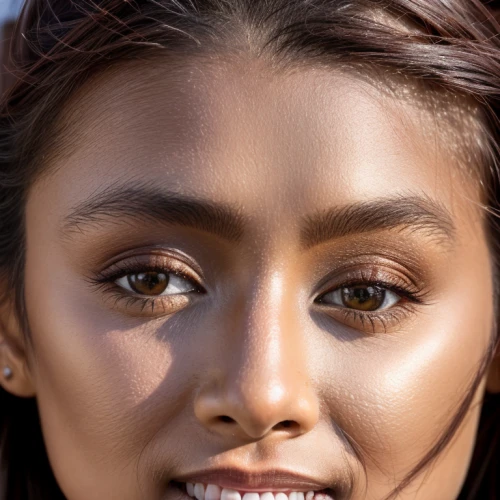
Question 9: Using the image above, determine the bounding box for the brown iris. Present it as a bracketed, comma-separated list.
[127, 272, 169, 295]
[341, 285, 385, 311]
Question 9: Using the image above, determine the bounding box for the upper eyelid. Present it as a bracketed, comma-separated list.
[314, 272, 429, 306]
[92, 252, 427, 304]
[95, 246, 206, 278]
[115, 271, 197, 294]
[315, 268, 420, 294]
[111, 269, 203, 294]
[313, 258, 423, 288]
[96, 254, 203, 284]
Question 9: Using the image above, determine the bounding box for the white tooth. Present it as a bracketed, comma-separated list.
[242, 494, 260, 500]
[205, 485, 222, 500]
[194, 484, 205, 500]
[260, 493, 275, 500]
[275, 494, 288, 500]
[187, 484, 195, 497]
[221, 489, 242, 500]
[296, 493, 305, 500]
[289, 493, 298, 500]
[306, 492, 315, 500]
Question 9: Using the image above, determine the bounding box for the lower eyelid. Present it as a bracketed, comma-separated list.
[102, 288, 192, 317]
[337, 301, 418, 332]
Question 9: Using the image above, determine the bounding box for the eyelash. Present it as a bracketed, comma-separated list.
[315, 274, 429, 333]
[90, 258, 205, 316]
[90, 257, 429, 331]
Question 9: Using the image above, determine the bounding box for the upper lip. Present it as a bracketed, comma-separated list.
[173, 468, 332, 492]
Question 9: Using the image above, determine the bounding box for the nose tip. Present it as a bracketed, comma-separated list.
[194, 376, 319, 440]
[194, 270, 319, 442]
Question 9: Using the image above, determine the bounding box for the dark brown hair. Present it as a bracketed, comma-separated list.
[1, 1, 500, 499]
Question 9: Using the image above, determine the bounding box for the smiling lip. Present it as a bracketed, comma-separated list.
[173, 468, 332, 492]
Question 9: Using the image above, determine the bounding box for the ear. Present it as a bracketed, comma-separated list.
[0, 295, 36, 398]
[486, 341, 500, 394]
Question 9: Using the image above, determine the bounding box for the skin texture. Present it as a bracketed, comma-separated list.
[2, 56, 500, 499]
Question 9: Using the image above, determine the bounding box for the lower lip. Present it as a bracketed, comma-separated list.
[169, 482, 336, 500]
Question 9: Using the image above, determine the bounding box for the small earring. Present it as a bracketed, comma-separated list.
[2, 366, 13, 380]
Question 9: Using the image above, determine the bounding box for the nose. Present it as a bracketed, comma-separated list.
[194, 271, 319, 441]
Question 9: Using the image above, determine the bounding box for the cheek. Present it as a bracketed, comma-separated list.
[24, 244, 200, 496]
[322, 244, 493, 498]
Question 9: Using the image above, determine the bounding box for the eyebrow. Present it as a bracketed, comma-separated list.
[299, 195, 456, 249]
[62, 185, 456, 248]
[62, 184, 245, 242]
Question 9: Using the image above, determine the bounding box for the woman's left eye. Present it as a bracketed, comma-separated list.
[115, 271, 196, 296]
[319, 285, 401, 311]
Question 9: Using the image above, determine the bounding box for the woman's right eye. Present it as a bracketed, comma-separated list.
[115, 271, 197, 296]
[91, 252, 207, 317]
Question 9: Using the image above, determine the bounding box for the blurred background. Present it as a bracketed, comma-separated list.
[0, 0, 22, 93]
[0, 0, 499, 96]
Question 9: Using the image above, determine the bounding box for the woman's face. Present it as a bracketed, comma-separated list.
[20, 58, 495, 499]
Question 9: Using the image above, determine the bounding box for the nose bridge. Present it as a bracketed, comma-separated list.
[238, 268, 299, 398]
[194, 263, 319, 440]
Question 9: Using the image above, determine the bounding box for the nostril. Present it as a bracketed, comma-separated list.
[273, 419, 297, 430]
[218, 415, 235, 424]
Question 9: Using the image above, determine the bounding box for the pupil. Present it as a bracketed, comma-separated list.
[128, 272, 169, 295]
[342, 286, 384, 311]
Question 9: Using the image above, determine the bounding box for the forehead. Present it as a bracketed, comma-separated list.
[34, 56, 483, 233]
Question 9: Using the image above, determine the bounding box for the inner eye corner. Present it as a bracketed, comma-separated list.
[313, 295, 327, 306]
